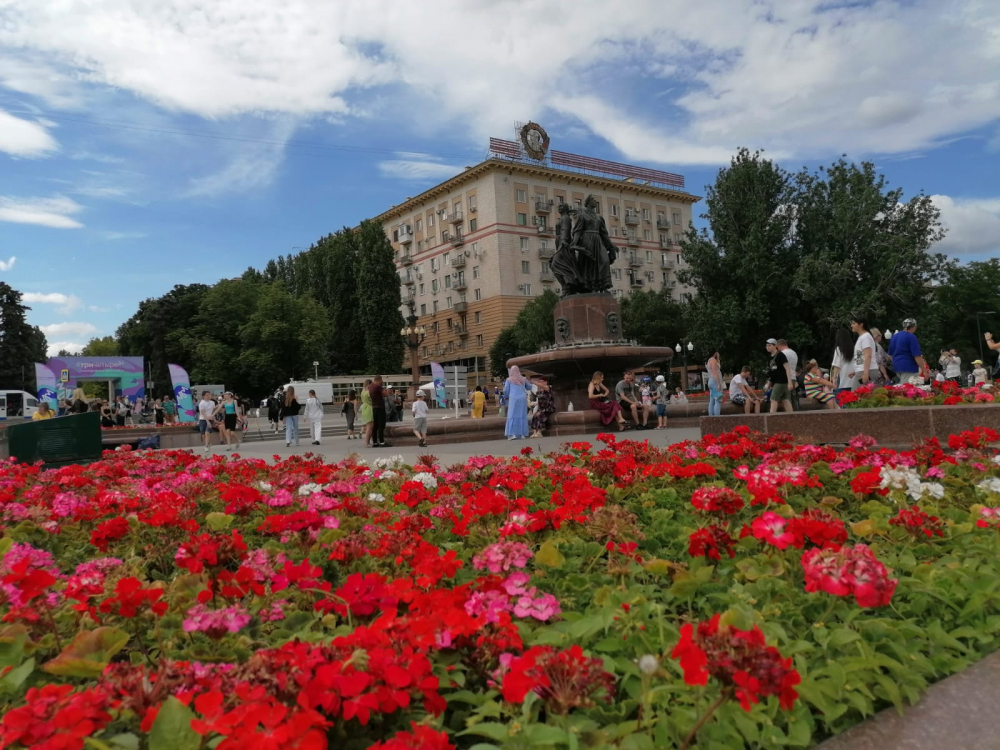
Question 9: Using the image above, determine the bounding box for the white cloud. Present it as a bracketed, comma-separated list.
[378, 158, 463, 181]
[45, 341, 85, 356]
[932, 195, 1000, 256]
[40, 321, 99, 337]
[88, 305, 111, 312]
[0, 196, 83, 229]
[0, 257, 15, 272]
[23, 292, 83, 313]
[0, 109, 58, 157]
[98, 230, 146, 241]
[184, 119, 296, 197]
[0, 1, 997, 166]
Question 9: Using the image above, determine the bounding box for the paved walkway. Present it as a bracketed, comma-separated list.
[201, 425, 703, 464]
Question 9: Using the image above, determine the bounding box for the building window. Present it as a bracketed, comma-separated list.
[521, 260, 530, 274]
[642, 208, 651, 220]
[470, 242, 478, 255]
[555, 194, 564, 205]
[419, 283, 425, 296]
[474, 288, 482, 301]
[447, 318, 453, 330]
[660, 233, 667, 243]
[444, 276, 451, 289]
[676, 254, 682, 264]
[593, 201, 601, 214]
[673, 212, 681, 225]
[516, 189, 526, 202]
[610, 227, 618, 237]
[416, 218, 422, 230]
[475, 311, 482, 324]
[613, 268, 622, 280]
[517, 213, 527, 225]
[610, 203, 619, 217]
[541, 261, 551, 273]
[433, 300, 439, 313]
[420, 303, 427, 316]
[646, 271, 655, 281]
[443, 252, 449, 265]
[453, 201, 461, 214]
[536, 215, 547, 228]
[520, 237, 529, 251]
[476, 334, 484, 347]
[472, 265, 480, 279]
[428, 214, 434, 227]
[430, 258, 437, 272]
[574, 198, 582, 208]
[522, 284, 531, 296]
[540, 239, 548, 250]
[468, 195, 477, 210]
[657, 211, 664, 223]
[645, 250, 652, 262]
[432, 279, 439, 293]
[469, 218, 477, 232]
[446, 296, 453, 309]
[643, 229, 651, 240]
[674, 234, 682, 245]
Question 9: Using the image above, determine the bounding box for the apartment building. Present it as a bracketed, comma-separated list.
[377, 147, 700, 382]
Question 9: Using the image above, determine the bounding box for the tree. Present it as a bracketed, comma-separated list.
[81, 336, 119, 356]
[355, 220, 404, 374]
[620, 290, 688, 347]
[0, 282, 48, 391]
[487, 290, 560, 378]
[924, 259, 1000, 368]
[326, 230, 367, 373]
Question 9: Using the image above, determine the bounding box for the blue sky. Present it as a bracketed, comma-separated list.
[1, 0, 998, 354]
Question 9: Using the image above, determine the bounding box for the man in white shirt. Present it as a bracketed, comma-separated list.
[729, 367, 762, 414]
[939, 349, 962, 384]
[411, 391, 429, 448]
[777, 340, 799, 410]
[197, 391, 217, 452]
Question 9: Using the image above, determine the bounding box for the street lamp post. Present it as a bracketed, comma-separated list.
[977, 312, 997, 365]
[675, 341, 694, 392]
[399, 298, 426, 402]
[312, 360, 319, 380]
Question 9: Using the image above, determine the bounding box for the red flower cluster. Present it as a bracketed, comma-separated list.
[98, 577, 167, 618]
[688, 525, 736, 561]
[89, 517, 130, 551]
[671, 614, 800, 711]
[370, 723, 456, 750]
[801, 544, 897, 608]
[0, 684, 112, 749]
[889, 505, 945, 539]
[501, 644, 616, 714]
[948, 427, 1000, 450]
[690, 486, 745, 516]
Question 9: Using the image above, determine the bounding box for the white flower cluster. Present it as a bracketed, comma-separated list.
[412, 472, 438, 490]
[373, 455, 405, 470]
[297, 483, 324, 497]
[379, 470, 398, 480]
[992, 454, 1000, 466]
[367, 493, 386, 503]
[977, 477, 1000, 495]
[879, 465, 945, 502]
[257, 481, 273, 491]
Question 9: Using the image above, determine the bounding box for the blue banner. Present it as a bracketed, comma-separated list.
[34, 363, 58, 411]
[430, 362, 448, 408]
[168, 364, 196, 423]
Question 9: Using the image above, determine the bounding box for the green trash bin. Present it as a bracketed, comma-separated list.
[6, 412, 103, 467]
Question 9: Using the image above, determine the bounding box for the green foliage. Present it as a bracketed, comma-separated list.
[620, 289, 688, 347]
[487, 290, 560, 377]
[923, 259, 1000, 365]
[356, 219, 405, 374]
[0, 282, 48, 391]
[81, 336, 119, 356]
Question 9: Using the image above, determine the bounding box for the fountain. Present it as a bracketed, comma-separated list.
[507, 195, 673, 410]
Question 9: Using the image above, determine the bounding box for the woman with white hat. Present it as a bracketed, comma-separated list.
[654, 375, 670, 429]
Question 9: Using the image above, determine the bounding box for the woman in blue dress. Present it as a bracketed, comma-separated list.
[503, 366, 531, 440]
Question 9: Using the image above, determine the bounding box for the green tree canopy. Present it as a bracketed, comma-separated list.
[355, 219, 404, 375]
[0, 282, 48, 391]
[81, 336, 119, 356]
[487, 290, 560, 378]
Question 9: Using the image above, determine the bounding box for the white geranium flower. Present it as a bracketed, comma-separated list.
[258, 481, 273, 491]
[297, 483, 323, 497]
[638, 655, 659, 675]
[978, 477, 1000, 495]
[367, 493, 386, 503]
[412, 472, 438, 490]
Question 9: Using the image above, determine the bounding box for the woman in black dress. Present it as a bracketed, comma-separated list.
[341, 389, 357, 439]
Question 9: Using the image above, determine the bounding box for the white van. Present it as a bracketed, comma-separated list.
[283, 382, 333, 404]
[0, 390, 39, 420]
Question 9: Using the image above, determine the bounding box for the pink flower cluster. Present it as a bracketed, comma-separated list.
[182, 604, 252, 639]
[1, 543, 63, 607]
[473, 541, 533, 573]
[258, 599, 288, 622]
[464, 573, 561, 623]
[801, 544, 897, 608]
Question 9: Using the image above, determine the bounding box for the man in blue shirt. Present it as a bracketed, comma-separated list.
[888, 318, 929, 384]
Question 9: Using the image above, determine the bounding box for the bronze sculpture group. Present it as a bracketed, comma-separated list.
[551, 194, 619, 296]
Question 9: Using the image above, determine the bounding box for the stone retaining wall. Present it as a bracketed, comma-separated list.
[700, 404, 1000, 447]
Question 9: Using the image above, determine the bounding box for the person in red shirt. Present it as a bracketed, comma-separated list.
[368, 375, 390, 447]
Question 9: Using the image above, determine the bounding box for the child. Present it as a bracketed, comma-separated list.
[654, 375, 669, 429]
[411, 390, 429, 447]
[804, 360, 839, 410]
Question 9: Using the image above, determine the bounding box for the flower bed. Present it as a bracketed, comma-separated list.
[839, 380, 996, 408]
[3, 428, 1000, 749]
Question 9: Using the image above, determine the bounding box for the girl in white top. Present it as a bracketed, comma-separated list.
[304, 390, 324, 446]
[830, 328, 855, 392]
[849, 317, 878, 390]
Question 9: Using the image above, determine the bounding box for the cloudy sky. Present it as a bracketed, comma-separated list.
[1, 0, 998, 355]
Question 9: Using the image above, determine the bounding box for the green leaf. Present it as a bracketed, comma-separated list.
[84, 739, 113, 750]
[460, 723, 510, 741]
[525, 724, 569, 744]
[0, 657, 34, 693]
[829, 628, 861, 648]
[42, 627, 129, 678]
[536, 540, 566, 568]
[205, 512, 233, 531]
[621, 734, 656, 750]
[106, 734, 140, 750]
[148, 697, 201, 750]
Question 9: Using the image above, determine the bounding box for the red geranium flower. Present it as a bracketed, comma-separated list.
[688, 525, 736, 561]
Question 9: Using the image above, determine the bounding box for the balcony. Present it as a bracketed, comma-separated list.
[534, 198, 552, 213]
[448, 210, 463, 225]
[403, 277, 416, 287]
[450, 255, 466, 268]
[628, 253, 642, 268]
[630, 277, 644, 288]
[398, 226, 413, 244]
[453, 325, 468, 336]
[537, 225, 554, 237]
[624, 212, 640, 226]
[453, 278, 467, 292]
[453, 301, 468, 314]
[656, 217, 671, 229]
[660, 257, 674, 268]
[538, 247, 554, 260]
[539, 271, 555, 283]
[659, 238, 673, 249]
[451, 233, 464, 247]
[627, 234, 640, 247]
[400, 254, 413, 266]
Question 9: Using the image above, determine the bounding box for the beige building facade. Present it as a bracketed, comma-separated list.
[377, 158, 700, 383]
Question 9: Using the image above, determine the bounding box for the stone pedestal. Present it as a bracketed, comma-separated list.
[553, 293, 624, 345]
